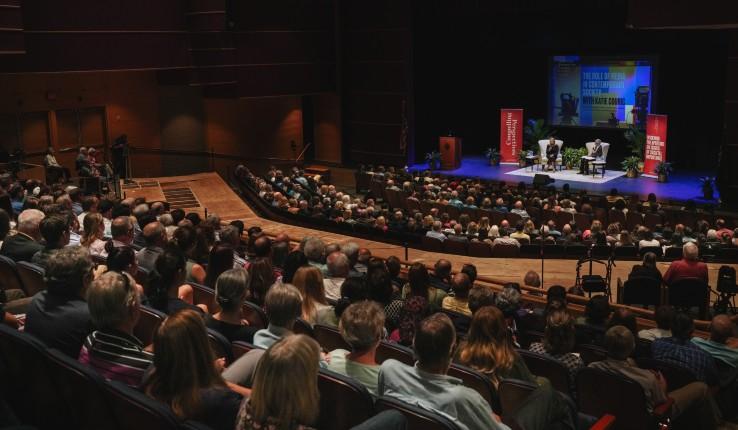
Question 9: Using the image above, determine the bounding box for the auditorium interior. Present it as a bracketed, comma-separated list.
[1, 1, 738, 430]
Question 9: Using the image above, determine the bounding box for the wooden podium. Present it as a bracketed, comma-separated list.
[439, 136, 462, 170]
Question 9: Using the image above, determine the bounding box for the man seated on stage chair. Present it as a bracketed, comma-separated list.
[579, 138, 604, 175]
[544, 137, 559, 171]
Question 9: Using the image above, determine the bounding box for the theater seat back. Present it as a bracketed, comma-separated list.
[103, 380, 180, 430]
[317, 369, 375, 430]
[375, 396, 462, 430]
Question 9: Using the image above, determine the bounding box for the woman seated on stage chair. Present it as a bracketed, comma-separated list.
[545, 137, 559, 171]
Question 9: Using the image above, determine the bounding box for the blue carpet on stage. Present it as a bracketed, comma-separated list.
[408, 156, 719, 203]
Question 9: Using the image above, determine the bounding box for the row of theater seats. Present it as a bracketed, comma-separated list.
[422, 235, 738, 261]
[236, 175, 738, 262]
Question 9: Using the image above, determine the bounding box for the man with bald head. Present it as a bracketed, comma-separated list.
[1, 209, 45, 262]
[110, 215, 134, 248]
[136, 221, 167, 271]
[663, 242, 708, 285]
[692, 314, 738, 368]
[430, 259, 452, 292]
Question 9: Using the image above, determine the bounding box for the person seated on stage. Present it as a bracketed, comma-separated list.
[44, 147, 71, 183]
[545, 137, 559, 171]
[579, 138, 604, 175]
[76, 146, 93, 177]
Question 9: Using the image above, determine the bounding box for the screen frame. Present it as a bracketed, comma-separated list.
[547, 54, 660, 130]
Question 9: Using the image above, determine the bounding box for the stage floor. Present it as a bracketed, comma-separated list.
[409, 156, 719, 203]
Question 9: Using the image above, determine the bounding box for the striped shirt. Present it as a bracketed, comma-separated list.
[78, 330, 154, 387]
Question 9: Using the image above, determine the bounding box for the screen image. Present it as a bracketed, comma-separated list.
[549, 56, 654, 128]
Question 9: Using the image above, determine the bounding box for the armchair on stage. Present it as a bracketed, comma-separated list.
[538, 139, 563, 170]
[585, 141, 610, 162]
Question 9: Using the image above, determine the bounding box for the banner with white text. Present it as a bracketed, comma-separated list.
[643, 114, 668, 178]
[500, 109, 523, 163]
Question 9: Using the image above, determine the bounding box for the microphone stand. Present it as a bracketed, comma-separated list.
[540, 223, 545, 288]
[295, 142, 312, 167]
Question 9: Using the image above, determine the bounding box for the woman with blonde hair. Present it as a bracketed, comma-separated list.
[455, 306, 536, 388]
[81, 212, 107, 257]
[292, 265, 330, 324]
[236, 334, 321, 430]
[143, 309, 245, 430]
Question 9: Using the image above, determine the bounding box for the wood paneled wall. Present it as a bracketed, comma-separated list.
[720, 32, 738, 207]
[339, 0, 413, 167]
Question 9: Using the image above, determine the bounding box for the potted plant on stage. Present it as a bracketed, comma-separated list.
[700, 176, 716, 200]
[517, 150, 528, 168]
[484, 148, 501, 166]
[621, 156, 641, 178]
[425, 151, 441, 170]
[562, 148, 578, 170]
[654, 162, 672, 183]
[524, 118, 557, 148]
[624, 124, 646, 171]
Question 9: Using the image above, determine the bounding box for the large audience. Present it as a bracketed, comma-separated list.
[237, 164, 738, 255]
[0, 170, 737, 430]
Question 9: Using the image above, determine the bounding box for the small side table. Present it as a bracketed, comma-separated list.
[525, 156, 538, 172]
[591, 161, 606, 178]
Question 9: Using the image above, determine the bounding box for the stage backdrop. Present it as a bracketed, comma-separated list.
[500, 108, 523, 163]
[643, 114, 668, 178]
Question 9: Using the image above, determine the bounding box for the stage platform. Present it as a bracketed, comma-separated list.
[409, 156, 719, 204]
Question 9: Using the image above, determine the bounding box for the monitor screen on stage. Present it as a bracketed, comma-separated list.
[548, 56, 655, 129]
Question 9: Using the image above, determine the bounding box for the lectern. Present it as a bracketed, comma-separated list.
[439, 136, 462, 170]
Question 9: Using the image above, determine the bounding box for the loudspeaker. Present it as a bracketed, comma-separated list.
[533, 174, 554, 186]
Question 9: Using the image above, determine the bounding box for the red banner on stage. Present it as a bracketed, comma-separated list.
[500, 109, 523, 163]
[643, 114, 668, 178]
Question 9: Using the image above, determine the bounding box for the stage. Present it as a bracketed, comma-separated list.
[408, 156, 719, 204]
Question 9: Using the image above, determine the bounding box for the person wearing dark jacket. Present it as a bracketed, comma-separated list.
[0, 209, 45, 262]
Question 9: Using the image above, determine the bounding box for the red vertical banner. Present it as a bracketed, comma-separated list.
[643, 114, 668, 178]
[500, 109, 523, 163]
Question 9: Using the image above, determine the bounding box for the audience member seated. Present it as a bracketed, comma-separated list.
[390, 295, 430, 347]
[378, 313, 509, 430]
[638, 305, 675, 341]
[442, 272, 472, 316]
[204, 244, 235, 288]
[25, 246, 93, 357]
[691, 314, 738, 368]
[575, 295, 611, 345]
[663, 242, 708, 285]
[245, 258, 276, 306]
[147, 246, 204, 314]
[591, 326, 720, 428]
[205, 268, 258, 343]
[224, 283, 304, 387]
[143, 309, 244, 430]
[456, 306, 539, 387]
[607, 308, 639, 341]
[79, 271, 153, 386]
[31, 214, 70, 269]
[81, 212, 107, 257]
[401, 262, 447, 310]
[0, 208, 44, 262]
[327, 270, 369, 318]
[365, 268, 404, 330]
[171, 225, 206, 285]
[136, 221, 166, 272]
[652, 313, 719, 386]
[235, 335, 322, 430]
[323, 251, 350, 301]
[292, 265, 331, 325]
[468, 285, 497, 315]
[430, 259, 453, 292]
[529, 310, 584, 391]
[425, 220, 447, 242]
[328, 301, 384, 396]
[628, 251, 662, 284]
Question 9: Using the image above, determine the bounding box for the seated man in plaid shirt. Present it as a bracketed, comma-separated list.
[652, 312, 719, 386]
